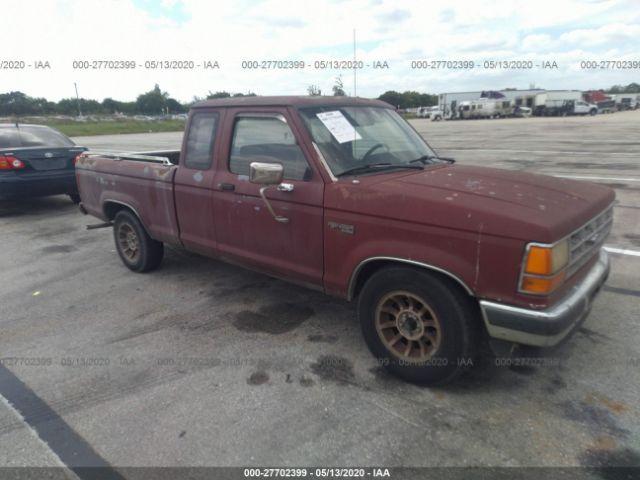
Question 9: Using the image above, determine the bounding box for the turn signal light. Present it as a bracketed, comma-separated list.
[0, 155, 25, 170]
[520, 271, 566, 294]
[520, 240, 569, 295]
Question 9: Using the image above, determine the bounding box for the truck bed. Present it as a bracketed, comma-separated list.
[75, 151, 181, 244]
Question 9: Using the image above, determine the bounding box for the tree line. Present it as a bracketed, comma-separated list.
[0, 85, 256, 117]
[2, 82, 638, 117]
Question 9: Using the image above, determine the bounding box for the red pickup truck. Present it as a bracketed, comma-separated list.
[76, 96, 614, 384]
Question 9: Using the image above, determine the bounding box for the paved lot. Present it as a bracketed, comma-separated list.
[1, 112, 639, 475]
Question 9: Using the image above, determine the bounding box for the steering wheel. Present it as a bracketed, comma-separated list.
[362, 143, 386, 161]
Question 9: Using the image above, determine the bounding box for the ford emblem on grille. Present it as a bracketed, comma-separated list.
[44, 152, 53, 158]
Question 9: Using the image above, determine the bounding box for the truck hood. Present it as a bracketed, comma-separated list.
[326, 165, 615, 242]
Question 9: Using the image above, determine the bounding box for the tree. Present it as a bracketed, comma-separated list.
[378, 90, 403, 108]
[378, 90, 438, 109]
[166, 98, 186, 113]
[307, 85, 322, 96]
[332, 76, 346, 96]
[56, 98, 102, 115]
[102, 97, 119, 114]
[207, 91, 231, 99]
[136, 84, 168, 115]
[0, 91, 39, 115]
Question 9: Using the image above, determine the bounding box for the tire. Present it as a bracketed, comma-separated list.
[68, 193, 81, 204]
[357, 267, 479, 385]
[590, 109, 597, 116]
[113, 210, 164, 272]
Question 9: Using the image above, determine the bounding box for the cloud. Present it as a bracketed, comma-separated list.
[266, 17, 307, 28]
[559, 22, 640, 47]
[2, 0, 638, 101]
[521, 34, 554, 51]
[376, 8, 411, 23]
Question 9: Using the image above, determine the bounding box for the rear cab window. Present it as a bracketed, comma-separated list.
[229, 114, 311, 181]
[183, 112, 219, 169]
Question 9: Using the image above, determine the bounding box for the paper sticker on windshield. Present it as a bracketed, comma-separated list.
[316, 111, 362, 144]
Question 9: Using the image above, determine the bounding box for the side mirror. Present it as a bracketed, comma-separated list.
[248, 161, 288, 224]
[249, 162, 283, 185]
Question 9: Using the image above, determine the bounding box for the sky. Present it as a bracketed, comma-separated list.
[2, 0, 640, 102]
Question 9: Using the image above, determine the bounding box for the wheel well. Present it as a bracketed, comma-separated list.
[103, 201, 136, 221]
[349, 259, 474, 301]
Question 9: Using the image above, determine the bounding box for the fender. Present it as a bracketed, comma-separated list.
[347, 256, 475, 301]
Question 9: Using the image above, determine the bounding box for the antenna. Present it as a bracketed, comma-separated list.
[353, 29, 357, 97]
[74, 82, 82, 117]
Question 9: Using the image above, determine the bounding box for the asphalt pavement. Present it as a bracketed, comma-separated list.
[0, 112, 638, 476]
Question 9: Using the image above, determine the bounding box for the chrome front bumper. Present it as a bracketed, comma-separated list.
[480, 250, 610, 347]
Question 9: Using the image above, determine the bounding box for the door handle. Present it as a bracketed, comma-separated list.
[219, 182, 235, 191]
[277, 183, 294, 192]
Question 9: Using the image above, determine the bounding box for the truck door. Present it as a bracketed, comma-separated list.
[574, 101, 587, 114]
[212, 108, 324, 287]
[174, 109, 223, 255]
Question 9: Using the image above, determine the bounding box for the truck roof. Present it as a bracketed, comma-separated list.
[192, 96, 392, 109]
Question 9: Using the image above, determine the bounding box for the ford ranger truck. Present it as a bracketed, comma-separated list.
[76, 96, 614, 384]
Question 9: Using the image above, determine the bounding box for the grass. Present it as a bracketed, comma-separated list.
[24, 118, 186, 137]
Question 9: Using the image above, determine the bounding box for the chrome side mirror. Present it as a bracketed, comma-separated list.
[249, 161, 288, 223]
[249, 162, 284, 185]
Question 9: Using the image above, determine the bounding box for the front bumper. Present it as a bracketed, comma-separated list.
[480, 249, 610, 347]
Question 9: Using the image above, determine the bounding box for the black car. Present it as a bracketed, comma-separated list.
[0, 123, 87, 203]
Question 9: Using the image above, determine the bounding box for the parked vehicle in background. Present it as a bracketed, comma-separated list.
[76, 96, 614, 385]
[0, 124, 87, 203]
[583, 91, 615, 114]
[613, 94, 639, 111]
[416, 106, 443, 120]
[458, 101, 472, 119]
[574, 100, 599, 115]
[428, 106, 443, 121]
[459, 99, 501, 119]
[513, 105, 532, 117]
[534, 99, 598, 116]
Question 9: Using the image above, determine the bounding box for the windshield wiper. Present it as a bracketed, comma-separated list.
[410, 154, 455, 165]
[336, 162, 423, 177]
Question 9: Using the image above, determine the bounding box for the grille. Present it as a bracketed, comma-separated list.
[567, 206, 613, 276]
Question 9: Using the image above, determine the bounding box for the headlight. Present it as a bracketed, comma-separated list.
[519, 240, 569, 295]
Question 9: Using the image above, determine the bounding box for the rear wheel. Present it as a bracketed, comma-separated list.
[358, 267, 478, 384]
[113, 210, 163, 272]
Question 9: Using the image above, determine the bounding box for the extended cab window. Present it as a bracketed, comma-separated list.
[184, 112, 218, 169]
[229, 116, 310, 181]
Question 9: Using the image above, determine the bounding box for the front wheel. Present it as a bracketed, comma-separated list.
[358, 267, 479, 384]
[113, 210, 164, 272]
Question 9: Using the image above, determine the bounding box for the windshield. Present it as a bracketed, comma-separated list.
[298, 106, 435, 176]
[0, 125, 75, 148]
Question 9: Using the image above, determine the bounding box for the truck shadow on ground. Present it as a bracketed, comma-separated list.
[149, 246, 584, 395]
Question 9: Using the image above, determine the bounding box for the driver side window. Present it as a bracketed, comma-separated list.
[229, 116, 311, 181]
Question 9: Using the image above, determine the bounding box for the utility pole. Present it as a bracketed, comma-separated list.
[74, 82, 82, 117]
[353, 29, 357, 98]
